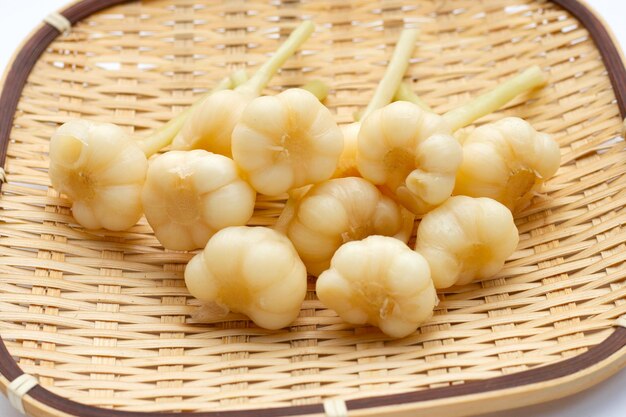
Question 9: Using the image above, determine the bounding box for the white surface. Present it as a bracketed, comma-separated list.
[0, 1, 625, 416]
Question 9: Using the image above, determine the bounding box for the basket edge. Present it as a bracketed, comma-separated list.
[352, 329, 626, 417]
[1, 328, 625, 417]
[552, 0, 626, 119]
[0, 0, 624, 416]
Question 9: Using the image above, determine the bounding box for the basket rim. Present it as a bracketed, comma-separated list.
[0, 0, 625, 416]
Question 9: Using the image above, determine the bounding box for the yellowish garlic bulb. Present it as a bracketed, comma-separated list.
[185, 226, 307, 330]
[317, 235, 437, 338]
[231, 88, 343, 196]
[141, 150, 255, 251]
[357, 101, 463, 215]
[453, 117, 560, 211]
[47, 75, 236, 232]
[49, 120, 147, 231]
[332, 84, 433, 181]
[280, 177, 414, 276]
[332, 28, 421, 180]
[355, 67, 549, 216]
[171, 90, 249, 157]
[171, 21, 315, 157]
[415, 196, 519, 289]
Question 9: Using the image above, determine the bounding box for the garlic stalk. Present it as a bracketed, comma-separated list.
[390, 71, 559, 212]
[48, 76, 233, 231]
[301, 79, 329, 102]
[317, 235, 437, 338]
[393, 82, 432, 111]
[442, 66, 547, 132]
[333, 28, 420, 179]
[137, 75, 235, 157]
[172, 21, 315, 157]
[357, 66, 547, 215]
[185, 226, 307, 330]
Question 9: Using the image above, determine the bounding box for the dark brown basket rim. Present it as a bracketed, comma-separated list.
[0, 0, 625, 416]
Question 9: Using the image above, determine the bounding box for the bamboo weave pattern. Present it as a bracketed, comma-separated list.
[0, 0, 625, 412]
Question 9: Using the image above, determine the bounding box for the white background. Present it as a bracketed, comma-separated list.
[0, 0, 625, 416]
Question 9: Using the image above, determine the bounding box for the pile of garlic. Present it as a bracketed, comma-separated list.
[47, 23, 561, 338]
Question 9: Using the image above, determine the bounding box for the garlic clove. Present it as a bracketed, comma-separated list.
[242, 240, 296, 290]
[201, 182, 256, 228]
[248, 160, 295, 197]
[227, 126, 275, 172]
[71, 200, 100, 230]
[185, 253, 219, 302]
[297, 195, 349, 236]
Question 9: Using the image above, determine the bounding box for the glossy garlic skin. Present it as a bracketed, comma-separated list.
[171, 90, 250, 157]
[415, 196, 519, 289]
[356, 101, 463, 215]
[184, 226, 307, 330]
[49, 119, 147, 231]
[282, 177, 414, 276]
[141, 150, 255, 251]
[454, 117, 560, 211]
[317, 235, 438, 338]
[332, 122, 361, 178]
[232, 88, 344, 196]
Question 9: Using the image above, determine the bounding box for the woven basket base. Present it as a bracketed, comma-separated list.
[0, 0, 626, 416]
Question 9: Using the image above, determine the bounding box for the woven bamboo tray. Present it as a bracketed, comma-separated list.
[1, 0, 626, 416]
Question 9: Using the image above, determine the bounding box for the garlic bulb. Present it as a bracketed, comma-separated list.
[357, 101, 463, 215]
[454, 117, 560, 211]
[172, 21, 315, 157]
[172, 90, 249, 157]
[415, 196, 519, 289]
[141, 150, 255, 251]
[356, 66, 547, 215]
[185, 226, 307, 330]
[49, 120, 147, 231]
[333, 28, 420, 179]
[232, 88, 343, 196]
[280, 177, 414, 276]
[317, 235, 437, 338]
[48, 74, 236, 231]
[333, 83, 432, 180]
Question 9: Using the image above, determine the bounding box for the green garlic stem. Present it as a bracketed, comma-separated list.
[274, 186, 311, 234]
[235, 21, 315, 97]
[394, 82, 431, 111]
[230, 69, 248, 87]
[139, 75, 233, 157]
[442, 65, 547, 132]
[301, 79, 329, 102]
[360, 28, 420, 121]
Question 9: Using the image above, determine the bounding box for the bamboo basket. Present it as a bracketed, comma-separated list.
[1, 0, 626, 416]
